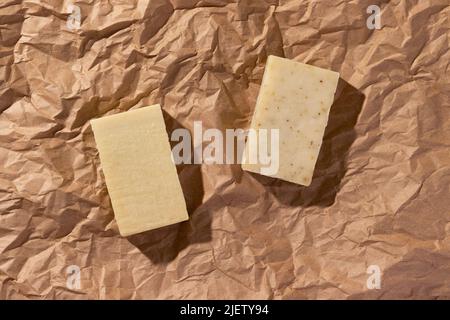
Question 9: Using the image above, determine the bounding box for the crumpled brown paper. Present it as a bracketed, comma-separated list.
[1, 0, 449, 299]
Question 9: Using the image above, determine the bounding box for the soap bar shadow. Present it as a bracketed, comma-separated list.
[247, 78, 365, 207]
[127, 111, 210, 264]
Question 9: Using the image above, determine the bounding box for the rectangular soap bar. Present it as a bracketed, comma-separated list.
[91, 105, 188, 236]
[242, 55, 340, 186]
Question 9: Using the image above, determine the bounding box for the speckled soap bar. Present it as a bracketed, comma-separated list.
[242, 55, 340, 186]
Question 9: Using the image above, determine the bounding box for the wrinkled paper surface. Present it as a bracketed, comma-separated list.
[1, 0, 449, 299]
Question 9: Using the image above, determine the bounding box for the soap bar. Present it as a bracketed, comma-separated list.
[242, 55, 340, 186]
[91, 105, 188, 236]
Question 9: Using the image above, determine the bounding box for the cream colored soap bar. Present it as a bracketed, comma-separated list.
[91, 105, 188, 236]
[242, 55, 340, 186]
